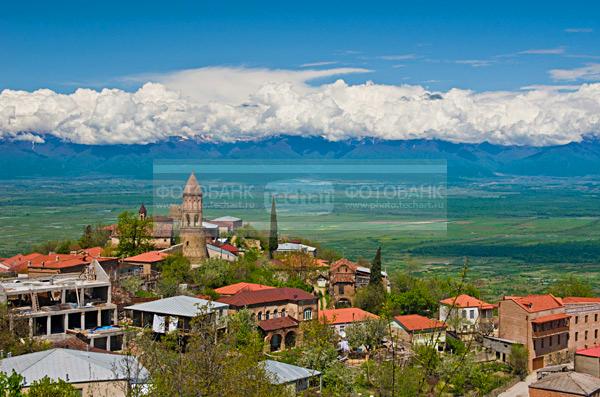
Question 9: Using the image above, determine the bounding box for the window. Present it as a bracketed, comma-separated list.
[575, 332, 579, 341]
[281, 309, 286, 317]
[257, 312, 262, 321]
[585, 330, 589, 340]
[541, 339, 544, 348]
[586, 315, 589, 323]
[596, 314, 598, 322]
[576, 316, 579, 324]
[558, 334, 561, 344]
[596, 329, 598, 339]
[461, 310, 467, 318]
[273, 309, 278, 318]
[549, 336, 553, 346]
[469, 310, 475, 319]
[266, 311, 270, 320]
[338, 285, 344, 295]
[303, 308, 312, 320]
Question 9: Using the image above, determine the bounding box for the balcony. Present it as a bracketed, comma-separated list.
[532, 326, 569, 338]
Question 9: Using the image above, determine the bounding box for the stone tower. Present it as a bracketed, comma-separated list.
[180, 172, 207, 262]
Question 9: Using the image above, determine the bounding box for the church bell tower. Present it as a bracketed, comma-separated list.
[180, 172, 207, 262]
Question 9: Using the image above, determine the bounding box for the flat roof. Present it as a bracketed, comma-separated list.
[125, 295, 228, 317]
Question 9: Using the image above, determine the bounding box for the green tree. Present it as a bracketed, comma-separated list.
[369, 246, 382, 285]
[354, 284, 386, 314]
[27, 376, 79, 397]
[79, 224, 110, 249]
[509, 344, 529, 379]
[268, 196, 278, 259]
[116, 211, 154, 257]
[548, 274, 594, 298]
[0, 371, 24, 397]
[157, 254, 192, 297]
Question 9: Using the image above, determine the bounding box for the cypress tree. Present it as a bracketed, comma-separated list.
[268, 196, 278, 258]
[369, 246, 382, 285]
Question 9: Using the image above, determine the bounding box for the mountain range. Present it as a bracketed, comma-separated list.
[3, 135, 600, 179]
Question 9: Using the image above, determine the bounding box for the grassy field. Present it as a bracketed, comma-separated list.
[1, 176, 600, 299]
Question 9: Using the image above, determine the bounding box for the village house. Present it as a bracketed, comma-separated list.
[217, 287, 318, 352]
[328, 258, 390, 308]
[576, 346, 600, 378]
[528, 371, 600, 397]
[439, 294, 496, 337]
[276, 242, 318, 257]
[125, 295, 229, 334]
[498, 294, 570, 371]
[563, 297, 600, 353]
[122, 250, 169, 276]
[0, 348, 148, 397]
[207, 243, 239, 262]
[209, 216, 243, 234]
[0, 260, 124, 351]
[263, 360, 321, 394]
[393, 314, 447, 351]
[318, 307, 379, 337]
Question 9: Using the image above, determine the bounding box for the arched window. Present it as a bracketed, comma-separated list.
[281, 309, 286, 317]
[186, 214, 190, 227]
[194, 214, 199, 226]
[303, 308, 312, 321]
[273, 309, 278, 319]
[257, 312, 262, 321]
[266, 311, 270, 320]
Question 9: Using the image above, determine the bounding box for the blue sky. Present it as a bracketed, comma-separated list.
[2, 0, 599, 92]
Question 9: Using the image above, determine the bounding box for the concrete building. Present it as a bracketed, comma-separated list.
[439, 294, 496, 336]
[0, 348, 148, 397]
[0, 260, 123, 350]
[576, 346, 600, 378]
[563, 297, 600, 353]
[125, 295, 229, 334]
[318, 307, 379, 337]
[218, 287, 318, 352]
[529, 371, 600, 397]
[498, 294, 570, 371]
[393, 314, 447, 351]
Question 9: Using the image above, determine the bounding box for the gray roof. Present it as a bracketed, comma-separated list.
[125, 295, 228, 317]
[530, 371, 600, 396]
[263, 360, 320, 385]
[276, 243, 317, 252]
[0, 348, 148, 386]
[211, 216, 241, 222]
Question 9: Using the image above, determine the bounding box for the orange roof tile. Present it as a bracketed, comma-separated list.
[1, 253, 44, 273]
[394, 314, 446, 332]
[330, 258, 358, 272]
[217, 288, 316, 307]
[319, 308, 379, 325]
[504, 294, 564, 313]
[124, 251, 168, 263]
[563, 297, 600, 304]
[531, 313, 570, 324]
[440, 294, 496, 310]
[258, 316, 299, 332]
[214, 282, 276, 296]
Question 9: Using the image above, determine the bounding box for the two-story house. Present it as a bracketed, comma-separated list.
[439, 294, 496, 337]
[329, 258, 390, 308]
[498, 294, 570, 371]
[563, 297, 600, 354]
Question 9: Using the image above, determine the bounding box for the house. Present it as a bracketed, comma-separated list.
[263, 360, 321, 394]
[0, 260, 123, 350]
[576, 346, 600, 378]
[528, 371, 600, 397]
[125, 295, 229, 334]
[319, 307, 379, 336]
[217, 287, 318, 352]
[439, 294, 496, 336]
[215, 282, 275, 297]
[563, 297, 600, 353]
[0, 252, 45, 273]
[123, 250, 169, 276]
[209, 216, 243, 233]
[329, 258, 390, 307]
[393, 314, 447, 351]
[0, 348, 148, 397]
[498, 294, 570, 371]
[207, 243, 238, 262]
[276, 243, 317, 257]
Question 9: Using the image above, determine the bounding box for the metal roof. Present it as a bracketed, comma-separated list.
[0, 348, 148, 386]
[276, 243, 317, 252]
[263, 360, 320, 385]
[529, 371, 600, 395]
[211, 216, 241, 222]
[125, 295, 228, 317]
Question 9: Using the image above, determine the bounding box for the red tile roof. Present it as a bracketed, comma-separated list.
[394, 314, 447, 332]
[504, 294, 564, 313]
[258, 316, 299, 332]
[531, 313, 570, 324]
[440, 294, 496, 310]
[217, 288, 316, 307]
[330, 258, 358, 272]
[27, 251, 115, 270]
[1, 253, 45, 273]
[563, 297, 600, 304]
[218, 244, 239, 255]
[214, 282, 275, 296]
[577, 346, 600, 358]
[319, 308, 379, 325]
[124, 251, 168, 263]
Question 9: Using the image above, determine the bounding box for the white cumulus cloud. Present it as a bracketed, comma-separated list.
[1, 66, 600, 146]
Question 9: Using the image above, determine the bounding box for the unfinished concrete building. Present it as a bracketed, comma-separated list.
[0, 260, 124, 351]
